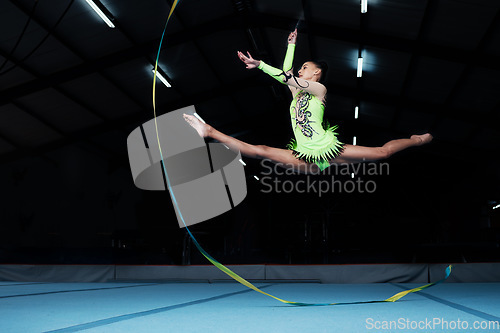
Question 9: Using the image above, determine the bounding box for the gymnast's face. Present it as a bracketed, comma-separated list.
[298, 62, 321, 82]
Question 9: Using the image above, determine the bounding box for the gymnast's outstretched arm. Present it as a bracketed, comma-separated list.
[237, 50, 326, 98]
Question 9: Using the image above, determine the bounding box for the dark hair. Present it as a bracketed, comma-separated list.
[310, 60, 328, 83]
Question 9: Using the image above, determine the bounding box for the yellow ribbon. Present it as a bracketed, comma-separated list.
[151, 1, 452, 306]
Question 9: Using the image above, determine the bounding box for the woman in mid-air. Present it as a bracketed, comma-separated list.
[184, 29, 432, 174]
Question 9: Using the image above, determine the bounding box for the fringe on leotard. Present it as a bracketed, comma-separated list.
[286, 121, 346, 164]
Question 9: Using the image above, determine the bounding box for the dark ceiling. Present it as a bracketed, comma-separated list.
[0, 0, 499, 182]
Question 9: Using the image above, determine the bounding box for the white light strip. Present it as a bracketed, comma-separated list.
[353, 136, 357, 145]
[355, 106, 359, 119]
[361, 0, 367, 13]
[494, 204, 500, 210]
[223, 144, 230, 149]
[239, 159, 246, 166]
[351, 173, 354, 178]
[193, 112, 206, 124]
[152, 69, 172, 88]
[357, 57, 363, 77]
[254, 175, 260, 181]
[85, 0, 115, 28]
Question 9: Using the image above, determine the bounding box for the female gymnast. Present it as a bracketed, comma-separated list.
[183, 29, 433, 174]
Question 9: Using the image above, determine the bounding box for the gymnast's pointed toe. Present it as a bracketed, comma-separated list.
[411, 133, 433, 145]
[183, 113, 209, 138]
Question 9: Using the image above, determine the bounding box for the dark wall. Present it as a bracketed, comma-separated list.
[0, 138, 499, 265]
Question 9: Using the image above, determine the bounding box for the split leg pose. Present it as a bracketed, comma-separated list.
[183, 115, 431, 174]
[184, 29, 432, 175]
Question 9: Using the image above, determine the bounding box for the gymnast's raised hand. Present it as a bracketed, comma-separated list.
[237, 51, 260, 69]
[287, 28, 297, 44]
[236, 29, 296, 71]
[237, 27, 296, 69]
[237, 32, 327, 99]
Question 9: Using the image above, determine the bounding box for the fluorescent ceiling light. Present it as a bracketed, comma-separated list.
[152, 68, 172, 87]
[351, 173, 355, 178]
[85, 0, 115, 28]
[357, 57, 363, 77]
[353, 136, 357, 145]
[494, 204, 500, 210]
[239, 159, 246, 166]
[355, 106, 359, 119]
[361, 0, 367, 13]
[254, 175, 260, 181]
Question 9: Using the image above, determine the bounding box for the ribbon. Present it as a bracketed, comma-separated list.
[151, 1, 452, 306]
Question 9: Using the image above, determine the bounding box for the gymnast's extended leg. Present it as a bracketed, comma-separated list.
[183, 114, 319, 174]
[331, 134, 433, 164]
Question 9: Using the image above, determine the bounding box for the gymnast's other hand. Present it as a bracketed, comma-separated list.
[237, 51, 260, 69]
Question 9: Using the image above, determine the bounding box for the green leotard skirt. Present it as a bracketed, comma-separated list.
[286, 119, 346, 172]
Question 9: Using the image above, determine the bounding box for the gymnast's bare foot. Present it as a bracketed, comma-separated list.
[411, 133, 433, 146]
[183, 113, 210, 138]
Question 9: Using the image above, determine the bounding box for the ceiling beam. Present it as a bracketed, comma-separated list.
[0, 77, 261, 164]
[0, 132, 19, 151]
[8, 0, 150, 119]
[3, 9, 500, 107]
[0, 14, 248, 107]
[300, 0, 317, 60]
[11, 100, 128, 162]
[430, 8, 500, 136]
[250, 12, 500, 71]
[389, 0, 436, 130]
[166, 0, 248, 120]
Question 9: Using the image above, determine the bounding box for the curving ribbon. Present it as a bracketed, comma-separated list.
[151, 1, 452, 306]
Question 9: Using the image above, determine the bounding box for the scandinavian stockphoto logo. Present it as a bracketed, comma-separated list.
[259, 159, 389, 196]
[127, 105, 247, 228]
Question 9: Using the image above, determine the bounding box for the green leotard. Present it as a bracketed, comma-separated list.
[257, 44, 345, 171]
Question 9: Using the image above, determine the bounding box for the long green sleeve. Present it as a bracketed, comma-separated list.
[258, 44, 296, 84]
[258, 61, 287, 84]
[282, 44, 295, 72]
